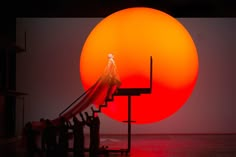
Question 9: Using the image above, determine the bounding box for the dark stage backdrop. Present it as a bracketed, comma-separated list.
[16, 18, 235, 135]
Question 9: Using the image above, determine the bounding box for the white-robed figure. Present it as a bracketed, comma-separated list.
[103, 53, 118, 78]
[100, 53, 120, 82]
[102, 53, 121, 99]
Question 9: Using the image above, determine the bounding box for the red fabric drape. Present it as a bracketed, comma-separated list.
[31, 56, 121, 130]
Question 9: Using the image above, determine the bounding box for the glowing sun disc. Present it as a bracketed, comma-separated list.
[79, 7, 199, 124]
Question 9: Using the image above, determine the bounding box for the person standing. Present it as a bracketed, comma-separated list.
[57, 117, 70, 157]
[23, 122, 41, 157]
[72, 114, 85, 157]
[85, 112, 100, 157]
[41, 119, 57, 157]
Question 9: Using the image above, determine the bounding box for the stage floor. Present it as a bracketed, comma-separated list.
[1, 134, 236, 157]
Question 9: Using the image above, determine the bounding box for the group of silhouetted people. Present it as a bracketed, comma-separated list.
[23, 110, 101, 157]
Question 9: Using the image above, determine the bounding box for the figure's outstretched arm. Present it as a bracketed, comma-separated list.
[84, 112, 91, 126]
[66, 119, 72, 129]
[80, 112, 86, 123]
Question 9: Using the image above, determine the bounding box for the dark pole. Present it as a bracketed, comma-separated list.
[150, 56, 153, 92]
[22, 97, 24, 127]
[127, 95, 131, 152]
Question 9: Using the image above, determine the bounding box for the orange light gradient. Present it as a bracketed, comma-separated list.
[80, 7, 198, 124]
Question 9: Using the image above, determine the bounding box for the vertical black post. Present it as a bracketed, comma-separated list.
[22, 97, 25, 127]
[127, 95, 131, 152]
[24, 31, 27, 52]
[150, 56, 153, 92]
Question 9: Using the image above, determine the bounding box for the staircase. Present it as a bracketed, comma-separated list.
[91, 94, 114, 117]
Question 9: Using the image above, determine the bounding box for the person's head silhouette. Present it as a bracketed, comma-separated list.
[108, 53, 114, 59]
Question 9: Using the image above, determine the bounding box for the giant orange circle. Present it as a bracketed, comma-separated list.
[80, 7, 198, 124]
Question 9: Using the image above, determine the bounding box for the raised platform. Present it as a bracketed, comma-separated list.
[114, 88, 151, 96]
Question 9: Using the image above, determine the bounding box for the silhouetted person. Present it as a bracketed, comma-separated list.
[58, 117, 70, 157]
[23, 122, 40, 157]
[73, 114, 85, 157]
[41, 119, 57, 157]
[85, 112, 100, 157]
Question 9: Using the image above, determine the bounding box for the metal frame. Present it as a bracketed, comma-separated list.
[112, 56, 153, 153]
